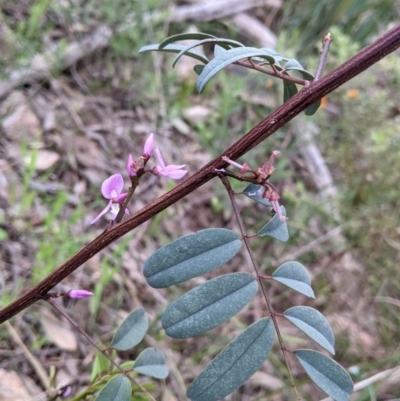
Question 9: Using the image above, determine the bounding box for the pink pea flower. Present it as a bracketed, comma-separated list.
[153, 147, 188, 179]
[127, 133, 154, 178]
[90, 174, 130, 224]
[65, 289, 93, 299]
[127, 154, 137, 178]
[143, 133, 154, 159]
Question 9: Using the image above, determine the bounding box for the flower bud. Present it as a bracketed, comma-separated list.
[65, 290, 93, 299]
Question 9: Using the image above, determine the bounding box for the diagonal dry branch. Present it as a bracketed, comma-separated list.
[1, 24, 400, 324]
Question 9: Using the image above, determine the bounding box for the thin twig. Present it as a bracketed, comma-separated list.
[0, 24, 399, 324]
[217, 172, 300, 400]
[47, 298, 157, 401]
[315, 33, 333, 81]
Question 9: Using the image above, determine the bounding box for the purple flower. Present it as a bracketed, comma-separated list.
[65, 289, 93, 299]
[90, 174, 130, 224]
[143, 133, 154, 158]
[153, 147, 188, 180]
[127, 154, 137, 178]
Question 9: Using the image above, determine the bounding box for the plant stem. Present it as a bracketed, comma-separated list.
[1, 24, 399, 323]
[217, 172, 300, 401]
[235, 60, 308, 86]
[315, 33, 333, 81]
[46, 298, 157, 401]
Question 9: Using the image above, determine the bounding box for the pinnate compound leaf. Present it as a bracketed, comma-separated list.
[143, 228, 242, 288]
[197, 47, 275, 92]
[94, 375, 131, 401]
[159, 33, 217, 49]
[243, 184, 271, 207]
[110, 307, 148, 351]
[257, 206, 289, 242]
[139, 44, 209, 65]
[162, 273, 258, 338]
[187, 318, 274, 401]
[272, 261, 315, 298]
[284, 306, 335, 354]
[171, 38, 243, 68]
[133, 348, 168, 379]
[294, 350, 353, 401]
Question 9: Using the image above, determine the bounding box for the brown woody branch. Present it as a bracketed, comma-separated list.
[1, 24, 400, 324]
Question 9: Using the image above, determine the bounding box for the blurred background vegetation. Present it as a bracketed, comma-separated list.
[0, 0, 400, 400]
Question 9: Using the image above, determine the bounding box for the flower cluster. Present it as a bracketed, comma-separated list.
[91, 134, 188, 224]
[223, 152, 286, 221]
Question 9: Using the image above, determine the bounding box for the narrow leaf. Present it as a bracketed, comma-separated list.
[133, 348, 169, 379]
[194, 65, 205, 75]
[257, 206, 289, 242]
[284, 306, 335, 354]
[94, 375, 131, 401]
[187, 318, 274, 401]
[243, 184, 271, 207]
[261, 48, 289, 62]
[305, 99, 321, 116]
[110, 307, 149, 351]
[139, 44, 209, 65]
[162, 273, 258, 338]
[272, 261, 315, 298]
[285, 59, 315, 81]
[159, 33, 217, 49]
[214, 44, 226, 57]
[285, 59, 304, 70]
[197, 47, 275, 92]
[143, 228, 242, 288]
[295, 350, 353, 401]
[283, 80, 298, 102]
[172, 38, 243, 68]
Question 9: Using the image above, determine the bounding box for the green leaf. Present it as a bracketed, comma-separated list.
[94, 375, 131, 401]
[133, 348, 169, 379]
[285, 59, 315, 81]
[257, 206, 289, 242]
[261, 48, 289, 63]
[187, 318, 274, 401]
[171, 38, 244, 68]
[272, 261, 315, 298]
[294, 350, 353, 401]
[197, 47, 276, 92]
[110, 307, 149, 351]
[214, 44, 226, 57]
[283, 80, 298, 102]
[139, 44, 209, 65]
[284, 306, 335, 354]
[162, 273, 258, 338]
[305, 99, 321, 116]
[159, 33, 217, 49]
[243, 184, 271, 207]
[194, 65, 205, 75]
[143, 228, 242, 288]
[91, 350, 112, 382]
